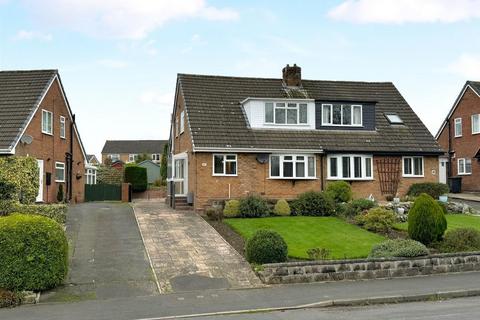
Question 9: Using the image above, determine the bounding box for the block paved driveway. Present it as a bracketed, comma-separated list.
[133, 200, 261, 293]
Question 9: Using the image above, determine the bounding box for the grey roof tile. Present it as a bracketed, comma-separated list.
[101, 140, 167, 154]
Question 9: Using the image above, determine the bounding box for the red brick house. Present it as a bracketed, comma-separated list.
[168, 65, 444, 211]
[436, 81, 480, 191]
[0, 70, 87, 203]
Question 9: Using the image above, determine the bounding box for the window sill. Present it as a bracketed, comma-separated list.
[42, 131, 53, 136]
[321, 124, 363, 128]
[458, 173, 472, 176]
[454, 135, 462, 138]
[60, 136, 66, 140]
[472, 132, 480, 135]
[263, 123, 310, 126]
[327, 177, 373, 181]
[402, 175, 424, 178]
[212, 174, 238, 177]
[268, 177, 318, 180]
[55, 180, 65, 183]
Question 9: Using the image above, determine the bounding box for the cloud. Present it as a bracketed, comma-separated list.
[448, 53, 480, 79]
[21, 0, 239, 39]
[13, 30, 53, 41]
[328, 0, 480, 24]
[97, 59, 128, 69]
[139, 91, 174, 106]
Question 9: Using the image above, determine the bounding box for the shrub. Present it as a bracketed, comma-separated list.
[407, 183, 449, 199]
[96, 165, 123, 185]
[291, 191, 335, 216]
[12, 203, 68, 224]
[160, 143, 168, 183]
[0, 214, 68, 291]
[441, 228, 480, 253]
[205, 208, 222, 221]
[369, 239, 429, 258]
[325, 181, 352, 203]
[245, 230, 288, 264]
[355, 207, 397, 233]
[339, 198, 376, 217]
[0, 289, 22, 308]
[239, 195, 269, 218]
[306, 248, 331, 260]
[274, 199, 291, 216]
[56, 184, 64, 203]
[408, 193, 447, 244]
[0, 156, 39, 204]
[124, 166, 148, 192]
[223, 200, 241, 218]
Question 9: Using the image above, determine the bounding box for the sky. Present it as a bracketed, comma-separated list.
[1, 0, 480, 158]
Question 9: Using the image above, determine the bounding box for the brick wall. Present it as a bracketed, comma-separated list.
[15, 79, 85, 203]
[437, 87, 480, 191]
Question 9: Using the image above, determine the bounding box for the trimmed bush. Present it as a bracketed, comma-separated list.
[0, 289, 22, 308]
[13, 203, 68, 224]
[369, 239, 429, 258]
[325, 181, 352, 203]
[355, 207, 397, 233]
[239, 195, 269, 218]
[245, 230, 288, 264]
[407, 183, 449, 199]
[223, 200, 241, 218]
[56, 184, 64, 203]
[441, 228, 480, 253]
[274, 199, 291, 216]
[408, 193, 447, 245]
[291, 191, 335, 216]
[0, 214, 68, 291]
[0, 156, 39, 204]
[97, 164, 123, 185]
[124, 166, 148, 192]
[339, 198, 376, 217]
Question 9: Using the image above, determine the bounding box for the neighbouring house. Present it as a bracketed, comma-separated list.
[0, 69, 87, 203]
[137, 160, 161, 184]
[85, 154, 99, 185]
[436, 81, 480, 191]
[86, 154, 100, 165]
[101, 140, 167, 164]
[168, 64, 444, 211]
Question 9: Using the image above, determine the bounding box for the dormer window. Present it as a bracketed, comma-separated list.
[385, 113, 403, 124]
[265, 102, 308, 125]
[321, 104, 362, 126]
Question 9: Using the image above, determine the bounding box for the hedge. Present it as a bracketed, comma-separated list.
[124, 166, 148, 192]
[291, 191, 335, 216]
[0, 156, 39, 204]
[0, 214, 68, 291]
[325, 181, 352, 203]
[369, 239, 429, 258]
[407, 183, 449, 199]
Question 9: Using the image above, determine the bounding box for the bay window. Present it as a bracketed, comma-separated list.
[269, 155, 316, 179]
[458, 158, 472, 175]
[328, 155, 373, 180]
[213, 154, 237, 176]
[403, 156, 424, 177]
[265, 102, 308, 125]
[322, 104, 362, 126]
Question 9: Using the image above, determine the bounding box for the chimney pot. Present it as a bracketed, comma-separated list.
[282, 64, 301, 87]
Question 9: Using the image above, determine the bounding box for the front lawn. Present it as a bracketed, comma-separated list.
[394, 214, 480, 232]
[224, 216, 385, 260]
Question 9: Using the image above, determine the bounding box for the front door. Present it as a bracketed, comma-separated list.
[36, 159, 44, 202]
[173, 155, 188, 196]
[439, 157, 448, 184]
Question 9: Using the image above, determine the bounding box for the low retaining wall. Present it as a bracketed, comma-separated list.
[258, 252, 480, 284]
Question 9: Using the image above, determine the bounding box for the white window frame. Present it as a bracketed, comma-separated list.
[327, 154, 373, 180]
[212, 154, 238, 176]
[175, 117, 179, 136]
[41, 109, 53, 135]
[269, 154, 316, 179]
[152, 153, 161, 161]
[180, 111, 185, 134]
[59, 116, 66, 139]
[472, 114, 480, 135]
[85, 168, 97, 185]
[454, 118, 462, 137]
[108, 154, 120, 162]
[128, 154, 138, 163]
[458, 158, 472, 175]
[264, 102, 308, 125]
[402, 156, 424, 178]
[321, 104, 363, 127]
[55, 162, 65, 182]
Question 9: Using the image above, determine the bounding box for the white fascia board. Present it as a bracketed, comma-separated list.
[240, 97, 315, 104]
[193, 147, 324, 153]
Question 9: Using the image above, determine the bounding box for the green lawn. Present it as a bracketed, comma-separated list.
[394, 214, 480, 232]
[224, 216, 385, 260]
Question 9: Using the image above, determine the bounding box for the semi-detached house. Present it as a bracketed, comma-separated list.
[169, 64, 444, 211]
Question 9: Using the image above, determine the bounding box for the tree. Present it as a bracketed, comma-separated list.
[160, 143, 168, 183]
[408, 193, 447, 245]
[135, 153, 150, 164]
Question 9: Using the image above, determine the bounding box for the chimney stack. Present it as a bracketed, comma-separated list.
[282, 64, 301, 87]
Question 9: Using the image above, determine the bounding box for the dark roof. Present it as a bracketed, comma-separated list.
[86, 154, 99, 163]
[178, 74, 443, 154]
[0, 70, 57, 150]
[102, 140, 167, 154]
[137, 159, 160, 167]
[467, 81, 480, 96]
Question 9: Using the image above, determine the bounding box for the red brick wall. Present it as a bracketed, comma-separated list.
[437, 87, 480, 191]
[15, 79, 86, 203]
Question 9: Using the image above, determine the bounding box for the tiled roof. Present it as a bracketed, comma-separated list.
[101, 140, 167, 154]
[178, 74, 443, 154]
[0, 70, 57, 150]
[468, 81, 480, 95]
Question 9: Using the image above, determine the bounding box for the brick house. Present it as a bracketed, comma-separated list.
[436, 81, 480, 191]
[0, 70, 87, 203]
[101, 140, 167, 164]
[168, 65, 444, 211]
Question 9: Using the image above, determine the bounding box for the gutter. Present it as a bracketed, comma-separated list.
[193, 147, 324, 154]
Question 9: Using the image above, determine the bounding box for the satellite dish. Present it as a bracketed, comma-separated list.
[256, 153, 269, 164]
[20, 135, 33, 145]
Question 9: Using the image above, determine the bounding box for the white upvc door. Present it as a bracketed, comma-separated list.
[172, 153, 188, 196]
[439, 157, 448, 184]
[36, 159, 44, 202]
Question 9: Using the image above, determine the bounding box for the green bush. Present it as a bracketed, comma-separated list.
[355, 207, 397, 233]
[291, 191, 335, 216]
[245, 230, 288, 264]
[339, 198, 376, 217]
[408, 193, 447, 244]
[97, 165, 123, 185]
[13, 203, 68, 224]
[274, 199, 291, 216]
[369, 239, 429, 258]
[325, 181, 352, 203]
[0, 214, 68, 291]
[0, 156, 39, 204]
[407, 183, 449, 199]
[124, 166, 148, 192]
[441, 228, 480, 253]
[0, 289, 22, 308]
[239, 195, 269, 218]
[223, 200, 241, 218]
[56, 184, 64, 203]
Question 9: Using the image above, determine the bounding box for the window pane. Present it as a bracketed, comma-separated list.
[226, 155, 236, 160]
[459, 159, 465, 174]
[275, 107, 286, 124]
[342, 156, 350, 178]
[342, 105, 351, 125]
[308, 156, 315, 177]
[296, 156, 304, 161]
[271, 156, 280, 176]
[322, 105, 331, 124]
[299, 104, 308, 124]
[287, 108, 297, 124]
[455, 119, 462, 136]
[466, 159, 472, 174]
[330, 158, 337, 177]
[225, 161, 236, 175]
[365, 158, 372, 177]
[296, 162, 305, 177]
[265, 103, 274, 123]
[353, 106, 362, 125]
[284, 156, 293, 161]
[473, 115, 480, 134]
[413, 157, 423, 176]
[214, 155, 224, 174]
[283, 162, 293, 177]
[354, 156, 362, 178]
[404, 158, 412, 175]
[333, 104, 342, 125]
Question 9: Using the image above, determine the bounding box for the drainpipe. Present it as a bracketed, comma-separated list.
[68, 114, 75, 201]
[320, 154, 325, 191]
